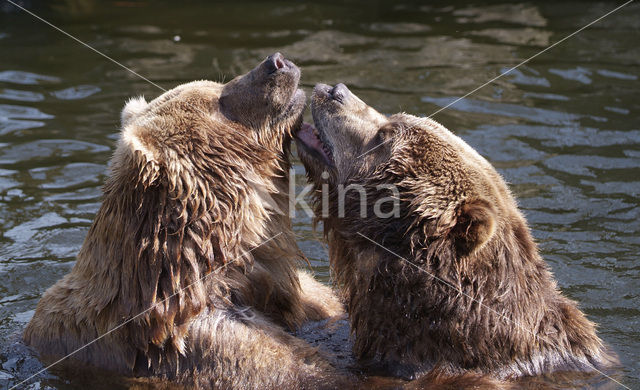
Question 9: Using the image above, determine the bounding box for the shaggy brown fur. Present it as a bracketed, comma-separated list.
[295, 83, 619, 386]
[24, 54, 345, 389]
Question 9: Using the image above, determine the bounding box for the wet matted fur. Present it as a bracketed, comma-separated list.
[24, 55, 345, 389]
[295, 83, 619, 387]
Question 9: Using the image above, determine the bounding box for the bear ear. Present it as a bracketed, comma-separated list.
[121, 96, 147, 127]
[119, 98, 160, 187]
[119, 124, 161, 187]
[449, 198, 497, 257]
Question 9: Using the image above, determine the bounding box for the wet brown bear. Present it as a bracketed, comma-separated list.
[295, 83, 618, 385]
[23, 54, 344, 389]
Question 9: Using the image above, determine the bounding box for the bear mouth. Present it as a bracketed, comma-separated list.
[295, 122, 334, 167]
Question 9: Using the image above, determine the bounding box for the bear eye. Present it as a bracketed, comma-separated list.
[376, 123, 396, 144]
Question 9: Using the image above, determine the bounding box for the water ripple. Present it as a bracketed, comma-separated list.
[549, 67, 593, 85]
[0, 139, 110, 165]
[0, 104, 53, 135]
[50, 85, 101, 100]
[0, 70, 60, 85]
[421, 96, 586, 125]
[0, 89, 45, 102]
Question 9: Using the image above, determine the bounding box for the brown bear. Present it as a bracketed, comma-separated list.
[295, 83, 619, 386]
[23, 54, 345, 389]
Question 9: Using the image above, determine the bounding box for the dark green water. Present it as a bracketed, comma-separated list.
[0, 1, 638, 388]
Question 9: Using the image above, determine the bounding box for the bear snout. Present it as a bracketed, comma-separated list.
[330, 83, 349, 103]
[265, 52, 286, 73]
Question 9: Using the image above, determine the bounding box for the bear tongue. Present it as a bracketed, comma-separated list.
[297, 123, 328, 158]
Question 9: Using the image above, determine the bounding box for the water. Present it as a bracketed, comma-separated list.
[0, 1, 638, 388]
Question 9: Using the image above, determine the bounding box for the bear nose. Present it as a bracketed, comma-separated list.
[266, 52, 286, 73]
[330, 83, 349, 102]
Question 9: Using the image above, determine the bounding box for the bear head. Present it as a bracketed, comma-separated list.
[296, 83, 508, 262]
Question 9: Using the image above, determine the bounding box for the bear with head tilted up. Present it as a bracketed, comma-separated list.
[24, 54, 345, 389]
[295, 83, 619, 387]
